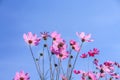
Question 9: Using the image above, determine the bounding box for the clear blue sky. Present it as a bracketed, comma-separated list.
[0, 0, 120, 80]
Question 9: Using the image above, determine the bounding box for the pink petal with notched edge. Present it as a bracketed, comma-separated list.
[79, 32, 85, 38]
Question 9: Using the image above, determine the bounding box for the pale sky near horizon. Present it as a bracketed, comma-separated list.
[0, 0, 120, 80]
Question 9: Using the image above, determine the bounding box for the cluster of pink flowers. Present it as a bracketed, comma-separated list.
[13, 31, 120, 80]
[73, 60, 120, 80]
[50, 31, 69, 60]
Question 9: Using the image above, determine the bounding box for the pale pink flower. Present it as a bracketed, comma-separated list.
[69, 40, 80, 52]
[53, 38, 67, 50]
[23, 32, 40, 46]
[87, 71, 97, 80]
[56, 51, 69, 60]
[13, 71, 30, 80]
[96, 65, 111, 73]
[50, 37, 69, 59]
[51, 31, 61, 41]
[80, 53, 88, 58]
[80, 70, 87, 74]
[76, 32, 93, 42]
[50, 46, 59, 55]
[50, 38, 68, 56]
[53, 41, 69, 60]
[61, 75, 68, 80]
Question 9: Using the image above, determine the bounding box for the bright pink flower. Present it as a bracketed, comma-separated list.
[80, 53, 88, 58]
[73, 70, 81, 74]
[23, 32, 40, 46]
[51, 31, 61, 41]
[76, 32, 93, 42]
[88, 48, 99, 57]
[104, 61, 114, 67]
[69, 40, 80, 52]
[13, 71, 30, 80]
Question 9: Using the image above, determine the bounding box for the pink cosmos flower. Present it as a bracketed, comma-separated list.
[50, 37, 69, 60]
[87, 72, 97, 80]
[73, 70, 81, 74]
[53, 38, 66, 50]
[13, 71, 30, 80]
[69, 40, 80, 52]
[96, 65, 111, 73]
[40, 32, 50, 40]
[104, 61, 114, 67]
[79, 71, 97, 80]
[51, 31, 61, 41]
[54, 40, 69, 60]
[23, 32, 40, 46]
[76, 32, 93, 42]
[56, 51, 69, 60]
[70, 40, 76, 45]
[80, 53, 88, 58]
[50, 46, 59, 55]
[88, 48, 99, 57]
[102, 61, 114, 73]
[50, 38, 68, 55]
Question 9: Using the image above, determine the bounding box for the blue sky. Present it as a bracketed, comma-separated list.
[0, 0, 120, 80]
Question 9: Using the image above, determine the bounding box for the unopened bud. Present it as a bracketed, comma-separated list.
[40, 53, 43, 56]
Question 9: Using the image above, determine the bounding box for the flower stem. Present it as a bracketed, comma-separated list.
[46, 40, 54, 80]
[69, 42, 83, 80]
[42, 46, 45, 80]
[29, 45, 42, 80]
